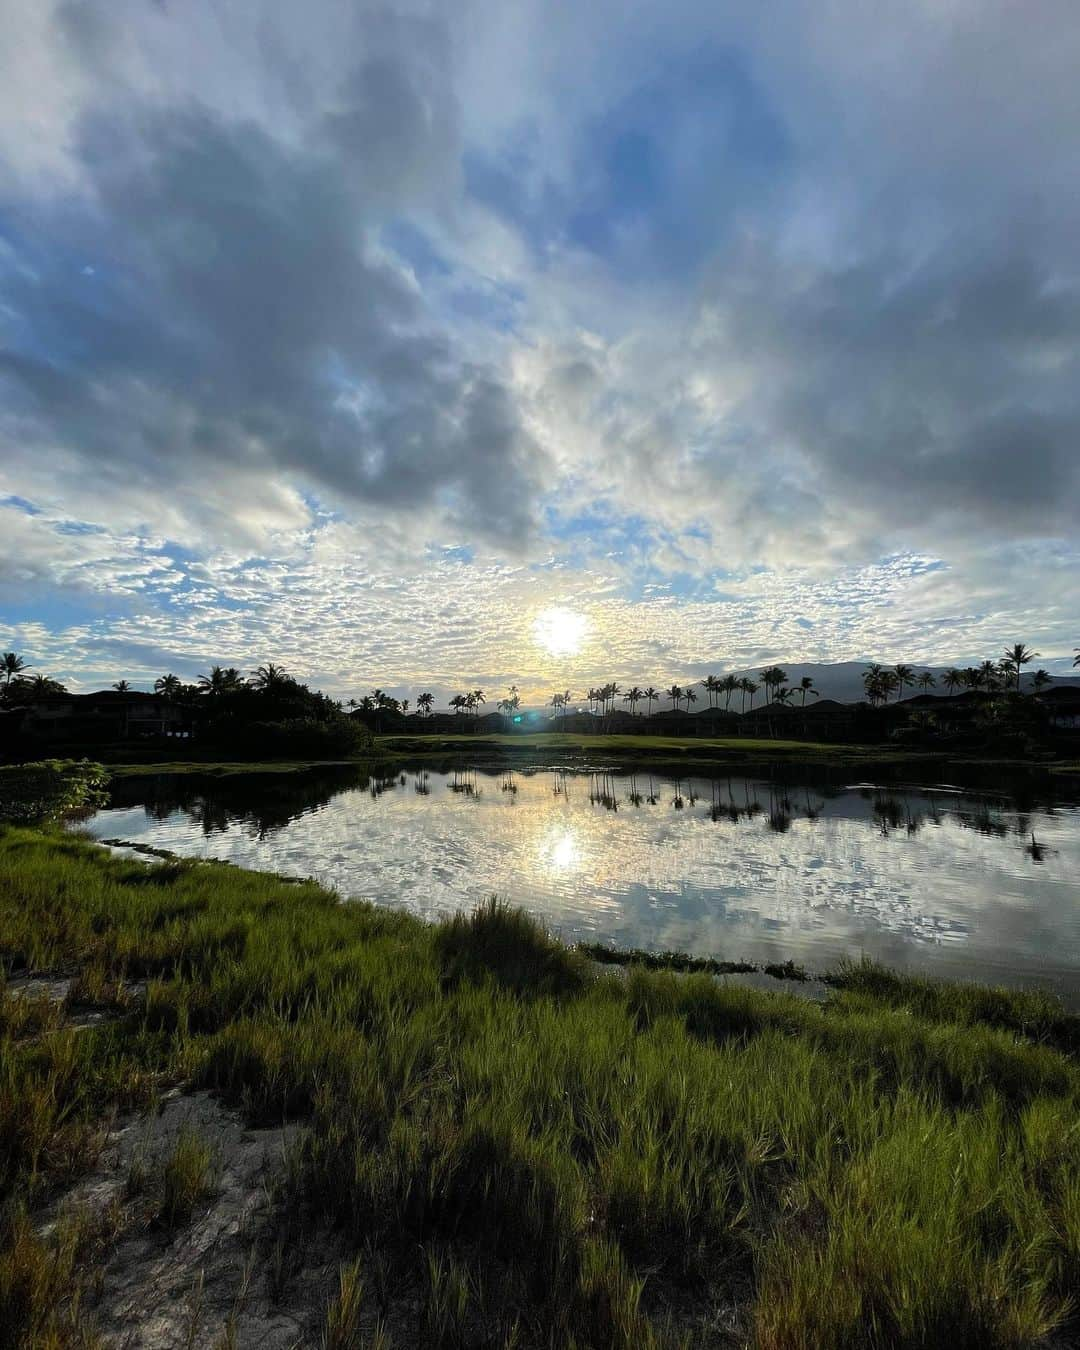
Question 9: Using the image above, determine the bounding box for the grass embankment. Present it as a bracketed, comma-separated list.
[3, 828, 1080, 1347]
[374, 732, 940, 771]
[107, 758, 374, 778]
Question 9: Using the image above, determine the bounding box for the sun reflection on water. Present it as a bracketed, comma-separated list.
[536, 825, 583, 875]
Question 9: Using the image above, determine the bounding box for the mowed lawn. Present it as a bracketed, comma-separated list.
[2, 825, 1080, 1347]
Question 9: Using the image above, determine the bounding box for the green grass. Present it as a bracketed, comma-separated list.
[107, 758, 378, 778]
[377, 731, 901, 759]
[3, 825, 1080, 1346]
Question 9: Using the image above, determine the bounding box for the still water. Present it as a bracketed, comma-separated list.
[84, 763, 1080, 999]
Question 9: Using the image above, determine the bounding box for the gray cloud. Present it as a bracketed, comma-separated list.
[1, 46, 544, 548]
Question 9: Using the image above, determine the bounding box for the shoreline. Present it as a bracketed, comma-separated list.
[95, 732, 1080, 785]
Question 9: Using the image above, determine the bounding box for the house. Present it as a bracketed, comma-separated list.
[1037, 685, 1080, 730]
[4, 690, 197, 742]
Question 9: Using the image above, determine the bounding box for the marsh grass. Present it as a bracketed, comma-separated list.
[157, 1125, 218, 1227]
[3, 824, 1080, 1347]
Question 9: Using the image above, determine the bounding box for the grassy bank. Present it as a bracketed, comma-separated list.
[377, 731, 919, 763]
[3, 828, 1080, 1347]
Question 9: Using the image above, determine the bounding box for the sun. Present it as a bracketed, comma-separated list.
[533, 606, 587, 658]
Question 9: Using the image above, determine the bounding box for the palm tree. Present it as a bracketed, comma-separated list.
[863, 664, 886, 704]
[720, 674, 739, 709]
[250, 663, 290, 692]
[24, 673, 66, 700]
[2, 652, 28, 690]
[666, 684, 683, 711]
[112, 679, 131, 693]
[683, 687, 697, 712]
[942, 668, 963, 695]
[978, 660, 1001, 692]
[623, 686, 643, 715]
[417, 692, 434, 717]
[797, 676, 818, 706]
[472, 689, 486, 720]
[197, 664, 238, 696]
[760, 667, 787, 702]
[1031, 669, 1052, 693]
[916, 671, 936, 693]
[643, 687, 659, 718]
[401, 698, 410, 716]
[893, 665, 915, 701]
[449, 693, 466, 718]
[154, 673, 182, 698]
[1002, 643, 1038, 692]
[739, 678, 758, 712]
[702, 675, 719, 709]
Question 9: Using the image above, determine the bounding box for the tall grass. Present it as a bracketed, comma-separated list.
[2, 824, 1080, 1347]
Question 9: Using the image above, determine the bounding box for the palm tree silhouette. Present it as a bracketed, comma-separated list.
[683, 687, 697, 712]
[198, 665, 242, 698]
[250, 664, 290, 691]
[417, 692, 434, 717]
[643, 686, 659, 719]
[1031, 669, 1052, 693]
[25, 673, 66, 700]
[472, 689, 486, 720]
[112, 679, 131, 693]
[797, 676, 818, 706]
[740, 678, 758, 712]
[916, 671, 936, 693]
[154, 674, 182, 698]
[759, 667, 787, 702]
[623, 686, 644, 715]
[977, 660, 1001, 692]
[2, 652, 28, 690]
[666, 684, 682, 711]
[942, 668, 963, 695]
[702, 674, 719, 709]
[1002, 644, 1038, 692]
[893, 665, 915, 700]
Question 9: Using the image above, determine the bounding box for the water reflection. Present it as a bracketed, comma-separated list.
[95, 763, 1080, 1001]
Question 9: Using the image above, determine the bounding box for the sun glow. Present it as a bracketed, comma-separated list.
[533, 606, 587, 658]
[536, 826, 583, 875]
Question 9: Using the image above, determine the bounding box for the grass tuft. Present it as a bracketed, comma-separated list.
[435, 898, 587, 998]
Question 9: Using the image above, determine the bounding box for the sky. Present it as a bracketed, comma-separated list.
[1, 0, 1078, 704]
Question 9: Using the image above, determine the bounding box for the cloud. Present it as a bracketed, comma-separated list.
[2, 0, 1079, 687]
[1, 21, 546, 552]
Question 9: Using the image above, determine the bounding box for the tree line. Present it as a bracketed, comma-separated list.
[3, 642, 1076, 721]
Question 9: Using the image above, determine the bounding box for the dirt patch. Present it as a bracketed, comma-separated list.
[46, 1091, 345, 1348]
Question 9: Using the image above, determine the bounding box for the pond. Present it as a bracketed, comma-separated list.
[83, 762, 1080, 1001]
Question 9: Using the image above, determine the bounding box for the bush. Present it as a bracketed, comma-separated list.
[0, 761, 109, 824]
[212, 717, 371, 759]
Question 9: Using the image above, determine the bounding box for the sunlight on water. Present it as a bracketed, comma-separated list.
[85, 765, 1080, 1000]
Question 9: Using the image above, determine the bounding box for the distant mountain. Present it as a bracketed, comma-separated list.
[689, 661, 1080, 705]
